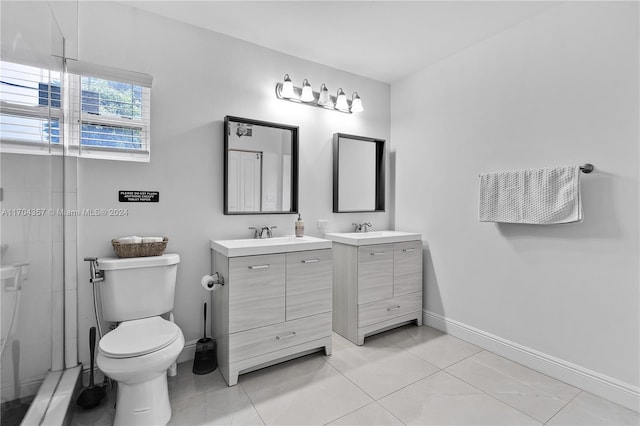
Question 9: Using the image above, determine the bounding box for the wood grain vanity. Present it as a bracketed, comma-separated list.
[325, 231, 423, 345]
[210, 236, 332, 386]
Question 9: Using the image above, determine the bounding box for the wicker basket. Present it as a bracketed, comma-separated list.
[111, 237, 168, 258]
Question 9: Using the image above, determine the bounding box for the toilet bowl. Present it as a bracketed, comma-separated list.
[97, 316, 185, 426]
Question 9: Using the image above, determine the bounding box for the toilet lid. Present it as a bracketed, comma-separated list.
[99, 316, 180, 359]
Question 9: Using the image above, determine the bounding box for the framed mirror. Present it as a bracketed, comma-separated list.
[224, 116, 298, 214]
[333, 133, 385, 213]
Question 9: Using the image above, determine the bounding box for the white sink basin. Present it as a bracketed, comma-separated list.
[324, 230, 421, 246]
[211, 235, 332, 257]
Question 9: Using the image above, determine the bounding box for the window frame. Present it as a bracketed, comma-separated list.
[68, 72, 151, 162]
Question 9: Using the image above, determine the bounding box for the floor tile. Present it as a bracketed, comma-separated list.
[379, 371, 540, 425]
[239, 354, 372, 425]
[168, 360, 229, 403]
[446, 350, 580, 423]
[384, 325, 483, 368]
[326, 337, 438, 399]
[168, 385, 264, 426]
[547, 391, 640, 426]
[67, 326, 638, 426]
[327, 402, 404, 426]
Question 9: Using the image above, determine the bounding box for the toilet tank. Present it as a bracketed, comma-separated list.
[97, 254, 180, 322]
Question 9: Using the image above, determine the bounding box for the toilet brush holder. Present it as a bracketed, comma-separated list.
[193, 302, 217, 375]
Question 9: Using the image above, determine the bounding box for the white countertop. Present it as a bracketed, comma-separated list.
[324, 230, 422, 246]
[211, 235, 332, 257]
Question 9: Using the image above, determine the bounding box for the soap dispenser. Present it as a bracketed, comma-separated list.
[295, 214, 304, 237]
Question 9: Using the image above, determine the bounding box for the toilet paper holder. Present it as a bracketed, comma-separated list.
[205, 272, 224, 288]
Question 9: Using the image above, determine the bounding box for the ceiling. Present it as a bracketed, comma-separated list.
[121, 1, 560, 84]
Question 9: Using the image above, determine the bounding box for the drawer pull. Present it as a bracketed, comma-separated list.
[386, 305, 401, 311]
[248, 264, 270, 270]
[301, 258, 320, 263]
[276, 332, 297, 340]
[402, 248, 416, 253]
[370, 252, 386, 256]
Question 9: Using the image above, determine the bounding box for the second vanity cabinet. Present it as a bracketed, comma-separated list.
[210, 237, 332, 386]
[327, 232, 423, 345]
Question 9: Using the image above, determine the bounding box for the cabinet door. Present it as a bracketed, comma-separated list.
[393, 241, 422, 296]
[357, 244, 393, 304]
[286, 249, 332, 321]
[228, 254, 285, 333]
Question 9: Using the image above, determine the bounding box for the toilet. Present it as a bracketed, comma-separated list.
[95, 253, 184, 426]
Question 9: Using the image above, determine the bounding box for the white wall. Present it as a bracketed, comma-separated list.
[73, 2, 390, 365]
[392, 1, 638, 408]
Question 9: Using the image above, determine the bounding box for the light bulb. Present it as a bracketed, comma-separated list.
[301, 79, 314, 102]
[317, 84, 332, 107]
[280, 74, 295, 99]
[335, 88, 349, 112]
[350, 92, 363, 113]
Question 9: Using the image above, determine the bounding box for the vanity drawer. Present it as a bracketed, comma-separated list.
[228, 254, 285, 333]
[229, 312, 332, 361]
[393, 241, 423, 296]
[357, 244, 394, 304]
[358, 292, 422, 327]
[286, 249, 333, 321]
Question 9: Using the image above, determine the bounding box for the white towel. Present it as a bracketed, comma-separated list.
[141, 237, 164, 243]
[117, 236, 142, 244]
[479, 165, 582, 224]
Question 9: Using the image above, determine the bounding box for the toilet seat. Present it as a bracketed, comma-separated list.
[99, 316, 180, 359]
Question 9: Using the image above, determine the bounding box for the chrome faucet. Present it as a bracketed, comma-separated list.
[352, 222, 372, 233]
[249, 226, 278, 239]
[260, 226, 277, 238]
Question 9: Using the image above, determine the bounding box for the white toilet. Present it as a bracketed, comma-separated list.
[95, 253, 184, 426]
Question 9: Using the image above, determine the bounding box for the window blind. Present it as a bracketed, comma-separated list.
[1, 59, 152, 162]
[0, 61, 63, 155]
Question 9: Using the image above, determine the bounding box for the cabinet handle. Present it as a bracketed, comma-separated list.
[248, 264, 270, 270]
[370, 252, 386, 256]
[276, 332, 296, 340]
[386, 305, 401, 311]
[301, 259, 320, 263]
[402, 248, 416, 253]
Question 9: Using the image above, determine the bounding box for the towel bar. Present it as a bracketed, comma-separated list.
[580, 163, 594, 174]
[479, 164, 594, 177]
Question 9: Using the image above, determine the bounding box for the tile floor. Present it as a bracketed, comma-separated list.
[70, 325, 639, 426]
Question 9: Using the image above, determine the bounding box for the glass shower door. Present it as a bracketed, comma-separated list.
[0, 2, 68, 423]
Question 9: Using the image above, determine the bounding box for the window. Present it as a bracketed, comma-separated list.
[0, 60, 152, 162]
[0, 61, 63, 154]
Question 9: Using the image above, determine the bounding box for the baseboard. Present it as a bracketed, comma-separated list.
[177, 339, 198, 365]
[423, 310, 640, 412]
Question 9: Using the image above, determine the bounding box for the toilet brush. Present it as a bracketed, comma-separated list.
[192, 302, 217, 375]
[76, 327, 106, 409]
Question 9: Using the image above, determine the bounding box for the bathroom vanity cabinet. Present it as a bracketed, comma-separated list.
[210, 237, 332, 386]
[326, 232, 422, 345]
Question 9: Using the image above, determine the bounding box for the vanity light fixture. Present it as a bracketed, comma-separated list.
[275, 74, 363, 114]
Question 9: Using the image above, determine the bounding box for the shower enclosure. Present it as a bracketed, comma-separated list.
[1, 2, 79, 424]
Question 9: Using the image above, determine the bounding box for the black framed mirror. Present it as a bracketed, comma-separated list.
[333, 133, 385, 213]
[224, 116, 298, 214]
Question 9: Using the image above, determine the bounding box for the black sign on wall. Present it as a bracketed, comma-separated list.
[119, 191, 159, 203]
